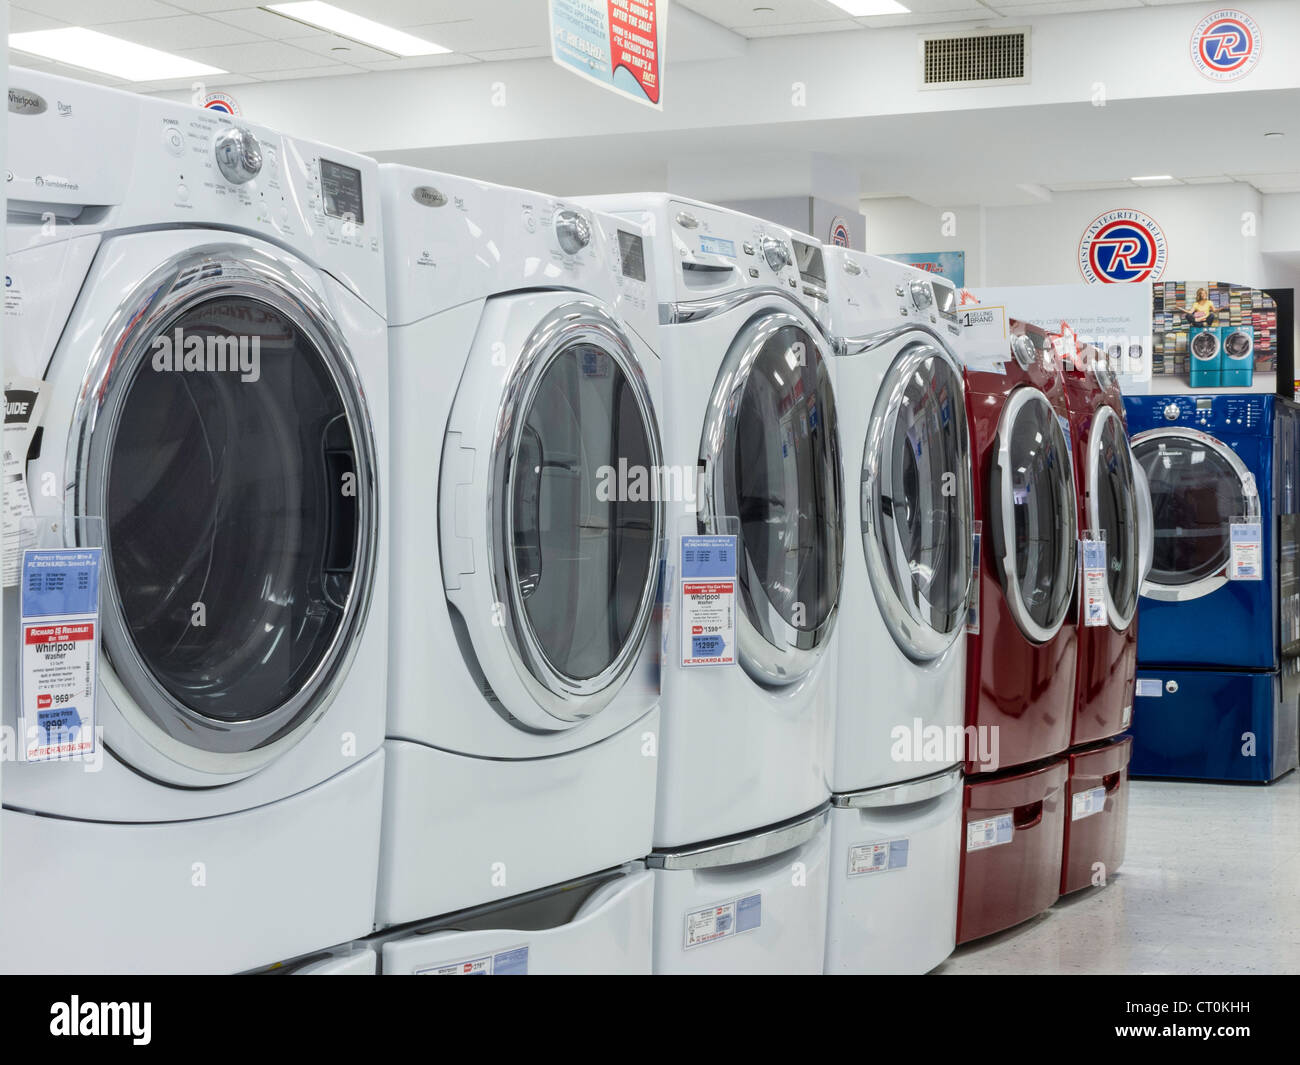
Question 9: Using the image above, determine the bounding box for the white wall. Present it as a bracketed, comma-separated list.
[863, 185, 1292, 291]
[861, 199, 984, 284]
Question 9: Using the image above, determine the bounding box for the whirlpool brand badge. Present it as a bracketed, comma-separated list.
[412, 185, 447, 208]
[8, 88, 48, 115]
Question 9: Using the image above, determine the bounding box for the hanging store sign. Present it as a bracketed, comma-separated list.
[549, 0, 666, 109]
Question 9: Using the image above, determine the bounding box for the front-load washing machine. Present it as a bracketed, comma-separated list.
[821, 248, 971, 973]
[1222, 326, 1255, 387]
[1188, 326, 1223, 388]
[375, 864, 653, 974]
[377, 168, 664, 930]
[963, 320, 1079, 774]
[1, 70, 388, 973]
[1058, 336, 1145, 746]
[581, 195, 842, 973]
[1124, 393, 1299, 782]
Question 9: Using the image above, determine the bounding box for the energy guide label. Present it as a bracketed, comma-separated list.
[966, 813, 1013, 851]
[684, 893, 762, 951]
[680, 534, 736, 667]
[848, 838, 910, 877]
[1081, 539, 1108, 627]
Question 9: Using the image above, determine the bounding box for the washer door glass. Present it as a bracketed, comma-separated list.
[510, 342, 657, 683]
[702, 311, 843, 686]
[863, 345, 971, 659]
[103, 295, 360, 740]
[1089, 407, 1140, 627]
[1191, 331, 1220, 363]
[1132, 434, 1249, 586]
[991, 388, 1076, 642]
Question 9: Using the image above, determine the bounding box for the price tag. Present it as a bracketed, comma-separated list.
[20, 547, 102, 762]
[1228, 521, 1263, 581]
[1081, 537, 1108, 627]
[680, 535, 736, 667]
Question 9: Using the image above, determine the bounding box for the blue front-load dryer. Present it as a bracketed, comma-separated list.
[1222, 326, 1254, 388]
[1123, 393, 1300, 782]
[1187, 327, 1222, 388]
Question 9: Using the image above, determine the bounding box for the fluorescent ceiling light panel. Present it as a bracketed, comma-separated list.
[1131, 174, 1174, 182]
[264, 2, 450, 57]
[9, 27, 225, 81]
[826, 0, 911, 16]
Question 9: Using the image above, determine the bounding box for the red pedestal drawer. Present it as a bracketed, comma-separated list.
[956, 759, 1067, 944]
[1060, 736, 1132, 895]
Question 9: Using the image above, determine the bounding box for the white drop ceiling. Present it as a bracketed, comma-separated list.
[7, 0, 1296, 205]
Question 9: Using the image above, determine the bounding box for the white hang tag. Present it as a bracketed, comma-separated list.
[1228, 520, 1263, 581]
[20, 546, 102, 763]
[1081, 538, 1108, 628]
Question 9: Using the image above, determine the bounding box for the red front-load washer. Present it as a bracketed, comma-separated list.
[1060, 735, 1132, 894]
[957, 758, 1067, 943]
[1054, 329, 1145, 746]
[964, 325, 1078, 774]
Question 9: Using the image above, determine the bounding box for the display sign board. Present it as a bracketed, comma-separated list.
[967, 283, 1153, 393]
[549, 0, 666, 109]
[879, 250, 965, 287]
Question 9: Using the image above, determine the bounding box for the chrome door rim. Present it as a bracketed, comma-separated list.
[698, 307, 844, 686]
[861, 339, 973, 661]
[69, 243, 379, 769]
[1131, 426, 1260, 602]
[485, 299, 664, 722]
[991, 386, 1078, 644]
[1087, 405, 1140, 631]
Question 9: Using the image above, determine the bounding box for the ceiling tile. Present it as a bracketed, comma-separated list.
[164, 1, 270, 11]
[355, 53, 479, 71]
[21, 0, 184, 23]
[283, 34, 395, 64]
[466, 46, 554, 63]
[247, 64, 370, 81]
[178, 39, 336, 73]
[404, 17, 544, 54]
[741, 18, 861, 38]
[10, 7, 72, 33]
[206, 7, 327, 39]
[137, 71, 259, 92]
[988, 0, 1135, 11]
[104, 15, 263, 51]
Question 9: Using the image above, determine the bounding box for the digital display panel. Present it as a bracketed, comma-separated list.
[320, 158, 364, 224]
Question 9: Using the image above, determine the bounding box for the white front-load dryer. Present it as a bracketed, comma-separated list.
[378, 168, 664, 934]
[821, 248, 972, 974]
[581, 195, 843, 973]
[1, 70, 389, 974]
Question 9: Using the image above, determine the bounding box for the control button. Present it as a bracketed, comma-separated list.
[788, 278, 797, 288]
[176, 183, 189, 202]
[895, 284, 906, 297]
[742, 242, 755, 256]
[748, 267, 759, 278]
[522, 209, 536, 234]
[675, 211, 699, 229]
[163, 125, 185, 157]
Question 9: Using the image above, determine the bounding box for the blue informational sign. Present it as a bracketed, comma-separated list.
[21, 548, 101, 618]
[879, 251, 965, 287]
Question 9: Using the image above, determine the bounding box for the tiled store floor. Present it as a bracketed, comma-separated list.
[937, 774, 1300, 975]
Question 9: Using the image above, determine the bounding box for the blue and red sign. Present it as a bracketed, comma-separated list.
[202, 92, 240, 116]
[1078, 210, 1167, 284]
[1190, 9, 1261, 82]
[829, 217, 850, 248]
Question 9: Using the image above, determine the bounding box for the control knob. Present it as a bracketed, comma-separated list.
[554, 209, 591, 254]
[759, 235, 791, 272]
[214, 126, 262, 184]
[1163, 403, 1181, 421]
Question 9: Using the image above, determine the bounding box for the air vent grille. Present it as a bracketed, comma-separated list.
[922, 30, 1029, 86]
